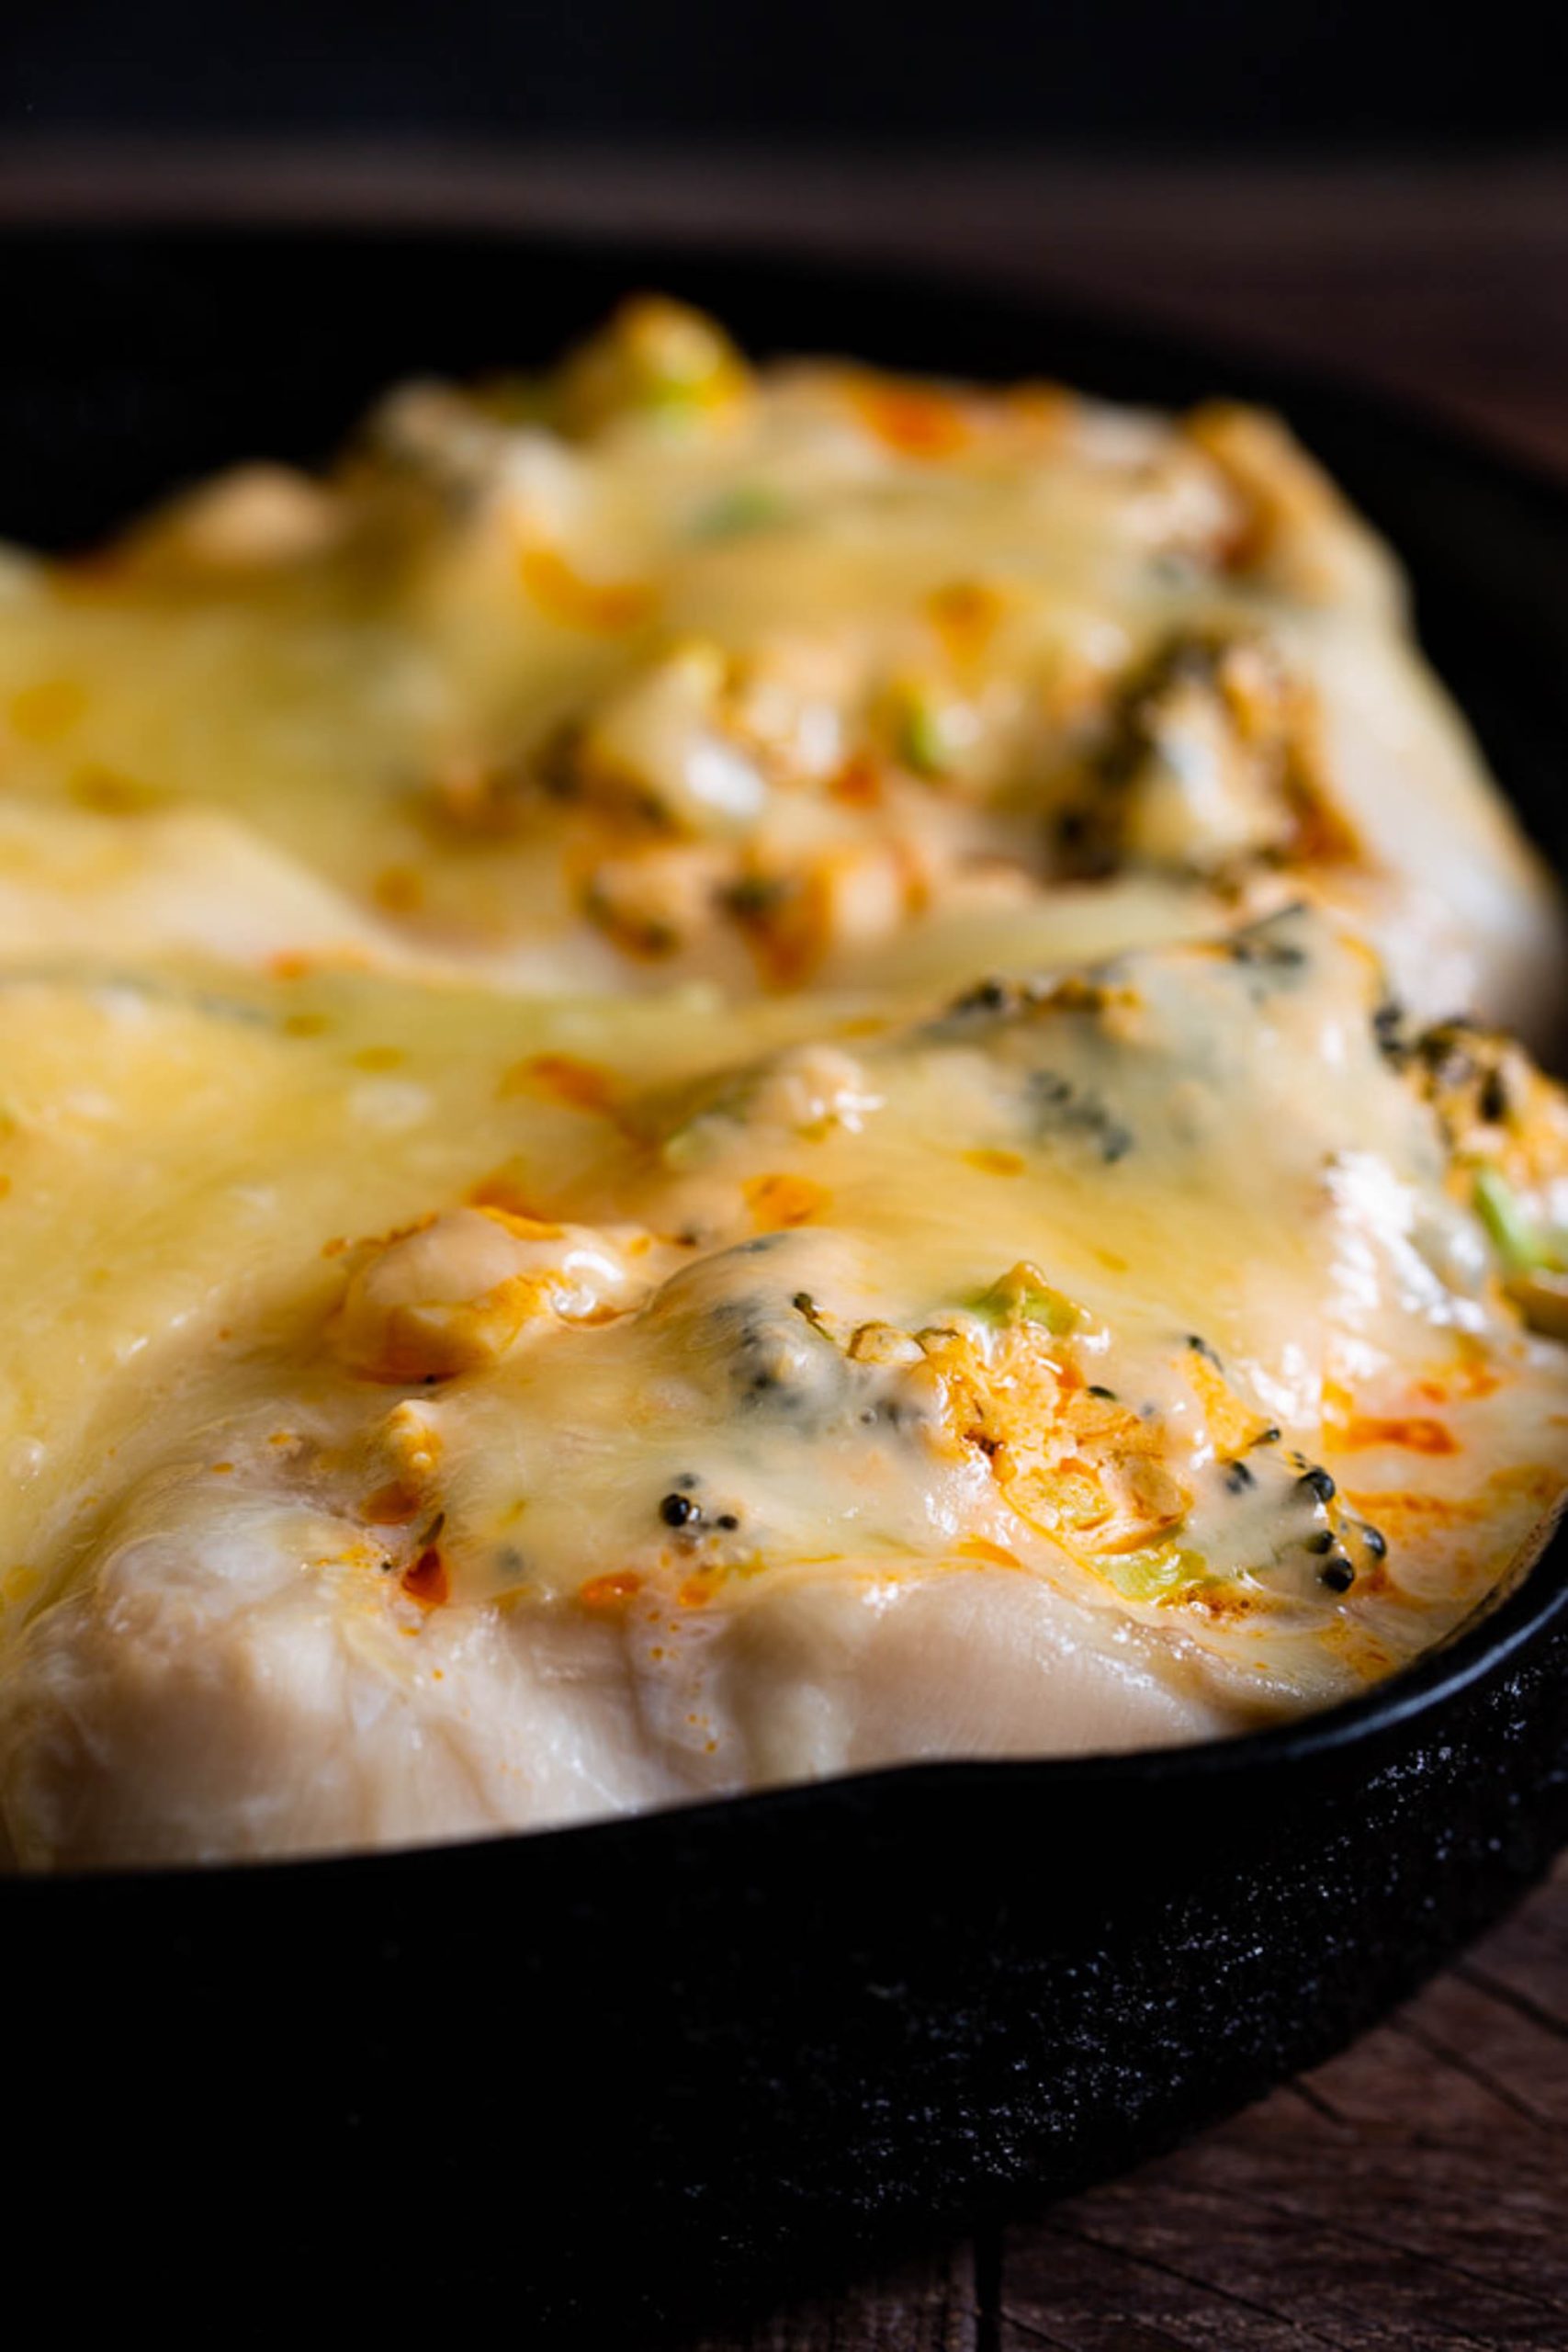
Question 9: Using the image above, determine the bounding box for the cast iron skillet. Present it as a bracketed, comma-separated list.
[5, 230, 1568, 2343]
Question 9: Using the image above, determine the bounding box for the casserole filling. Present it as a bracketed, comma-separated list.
[0, 305, 1564, 1866]
[0, 300, 1557, 1027]
[1, 911, 1565, 1864]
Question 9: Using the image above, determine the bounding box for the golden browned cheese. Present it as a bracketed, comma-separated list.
[0, 302, 1565, 1869]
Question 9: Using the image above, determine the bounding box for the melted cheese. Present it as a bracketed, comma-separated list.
[1, 911, 1565, 1866]
[1, 303, 1565, 1869]
[0, 302, 1559, 1028]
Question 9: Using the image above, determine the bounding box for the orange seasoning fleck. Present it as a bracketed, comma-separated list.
[964, 1148, 1025, 1178]
[500, 1052, 617, 1115]
[928, 580, 1005, 663]
[1416, 1358, 1501, 1405]
[283, 1012, 330, 1038]
[401, 1547, 449, 1608]
[849, 375, 971, 460]
[352, 1045, 406, 1073]
[1341, 1415, 1460, 1457]
[957, 1536, 1025, 1569]
[518, 546, 655, 633]
[744, 1171, 828, 1230]
[579, 1570, 643, 1615]
[828, 752, 884, 808]
[468, 1163, 544, 1217]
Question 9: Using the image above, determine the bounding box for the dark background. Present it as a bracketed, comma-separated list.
[2, 0, 1566, 146]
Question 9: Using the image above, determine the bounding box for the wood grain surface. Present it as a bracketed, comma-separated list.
[686, 1856, 1568, 2351]
[2, 138, 1564, 2346]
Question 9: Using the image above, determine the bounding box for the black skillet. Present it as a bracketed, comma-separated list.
[4, 230, 1568, 2344]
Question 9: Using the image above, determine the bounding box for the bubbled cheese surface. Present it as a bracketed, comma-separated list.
[0, 303, 1565, 1868]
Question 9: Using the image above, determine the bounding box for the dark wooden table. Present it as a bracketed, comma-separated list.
[3, 138, 1564, 2346]
[683, 1860, 1568, 2349]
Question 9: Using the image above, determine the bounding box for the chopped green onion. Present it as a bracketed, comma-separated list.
[642, 376, 710, 422]
[1090, 1543, 1207, 1602]
[968, 1265, 1082, 1335]
[690, 484, 787, 542]
[896, 686, 955, 779]
[1472, 1165, 1550, 1275]
[1509, 1269, 1568, 1342]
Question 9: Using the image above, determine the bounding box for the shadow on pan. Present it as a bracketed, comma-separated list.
[3, 231, 1568, 2343]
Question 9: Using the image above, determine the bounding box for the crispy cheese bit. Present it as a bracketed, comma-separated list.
[335, 1206, 647, 1382]
[1406, 1024, 1568, 1336]
[581, 841, 731, 962]
[908, 1313, 1181, 1557]
[1183, 402, 1384, 602]
[743, 842, 919, 987]
[1183, 1346, 1275, 1458]
[569, 644, 768, 837]
[1067, 630, 1348, 880]
[1406, 1021, 1568, 1178]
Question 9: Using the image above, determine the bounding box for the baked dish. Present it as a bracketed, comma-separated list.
[1, 300, 1565, 1869]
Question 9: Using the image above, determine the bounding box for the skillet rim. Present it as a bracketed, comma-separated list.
[3, 220, 1567, 1890]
